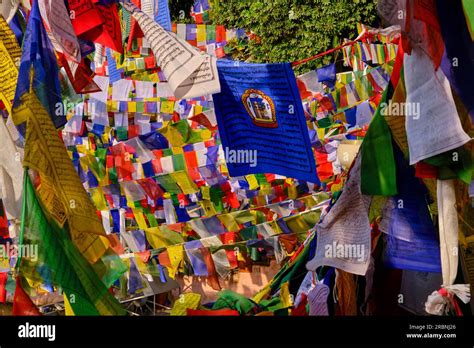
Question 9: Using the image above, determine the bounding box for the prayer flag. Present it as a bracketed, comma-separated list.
[17, 174, 126, 315]
[12, 277, 41, 316]
[438, 0, 474, 120]
[213, 60, 318, 183]
[462, 0, 474, 40]
[14, 0, 64, 128]
[155, 0, 172, 31]
[380, 145, 441, 272]
[360, 51, 400, 196]
[317, 63, 336, 89]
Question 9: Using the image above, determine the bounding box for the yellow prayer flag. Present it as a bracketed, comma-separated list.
[127, 59, 137, 71]
[331, 181, 344, 193]
[90, 188, 108, 211]
[259, 185, 273, 196]
[300, 195, 317, 208]
[134, 255, 149, 275]
[0, 257, 9, 270]
[317, 128, 326, 141]
[0, 18, 21, 116]
[233, 210, 256, 224]
[64, 293, 75, 316]
[112, 101, 120, 112]
[149, 73, 160, 83]
[128, 102, 137, 113]
[199, 200, 217, 216]
[161, 100, 175, 114]
[287, 185, 298, 199]
[132, 209, 149, 229]
[196, 24, 206, 42]
[171, 171, 198, 194]
[170, 293, 201, 316]
[201, 186, 210, 200]
[14, 92, 110, 263]
[217, 214, 239, 232]
[194, 105, 203, 115]
[245, 174, 259, 190]
[269, 220, 282, 234]
[252, 283, 272, 304]
[171, 147, 184, 155]
[285, 215, 310, 234]
[280, 282, 293, 308]
[158, 122, 185, 147]
[144, 227, 163, 249]
[199, 128, 212, 141]
[166, 245, 184, 279]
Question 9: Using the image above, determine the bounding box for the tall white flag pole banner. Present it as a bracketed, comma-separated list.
[122, 1, 221, 99]
[425, 180, 471, 315]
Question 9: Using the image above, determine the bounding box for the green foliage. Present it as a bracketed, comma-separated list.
[212, 0, 379, 74]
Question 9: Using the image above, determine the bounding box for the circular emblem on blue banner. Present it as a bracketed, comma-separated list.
[241, 89, 278, 128]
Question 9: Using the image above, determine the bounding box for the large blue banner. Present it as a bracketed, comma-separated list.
[213, 60, 318, 183]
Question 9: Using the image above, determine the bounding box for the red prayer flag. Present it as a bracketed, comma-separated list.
[69, 0, 103, 37]
[127, 0, 144, 52]
[59, 54, 101, 94]
[94, 2, 124, 53]
[187, 308, 239, 316]
[12, 277, 41, 316]
[184, 151, 200, 181]
[415, 162, 438, 179]
[0, 273, 7, 303]
[70, 0, 123, 53]
[220, 232, 239, 269]
[0, 200, 9, 238]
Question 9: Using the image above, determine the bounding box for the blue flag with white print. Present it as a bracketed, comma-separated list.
[212, 60, 318, 183]
[155, 0, 172, 31]
[13, 0, 64, 128]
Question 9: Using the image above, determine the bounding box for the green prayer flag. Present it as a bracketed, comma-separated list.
[212, 289, 256, 314]
[462, 0, 474, 40]
[360, 85, 398, 196]
[116, 126, 128, 141]
[17, 173, 126, 315]
[172, 153, 186, 171]
[156, 174, 181, 193]
[423, 146, 473, 184]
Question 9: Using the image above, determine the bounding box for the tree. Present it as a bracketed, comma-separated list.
[211, 0, 379, 74]
[170, 0, 195, 23]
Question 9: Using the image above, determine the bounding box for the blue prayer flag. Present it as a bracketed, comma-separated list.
[316, 63, 336, 89]
[382, 145, 441, 273]
[438, 0, 474, 121]
[106, 48, 122, 83]
[213, 60, 318, 183]
[185, 240, 208, 277]
[14, 0, 64, 128]
[127, 258, 143, 294]
[155, 0, 172, 32]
